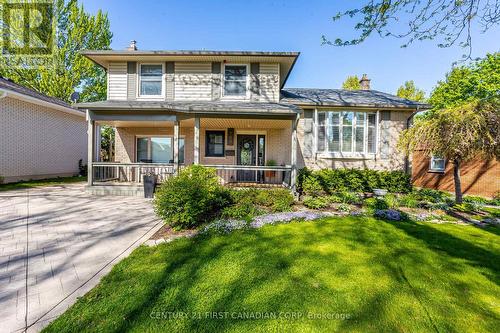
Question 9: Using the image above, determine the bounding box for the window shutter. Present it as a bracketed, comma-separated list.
[303, 109, 314, 158]
[379, 111, 391, 158]
[211, 62, 222, 100]
[127, 62, 137, 100]
[165, 62, 174, 100]
[250, 63, 260, 101]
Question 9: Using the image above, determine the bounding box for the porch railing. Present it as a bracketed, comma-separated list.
[205, 165, 292, 188]
[92, 162, 176, 185]
[91, 163, 292, 188]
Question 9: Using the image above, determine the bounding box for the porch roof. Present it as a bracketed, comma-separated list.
[76, 100, 302, 116]
[280, 88, 431, 109]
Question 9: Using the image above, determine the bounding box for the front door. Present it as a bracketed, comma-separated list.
[237, 135, 256, 182]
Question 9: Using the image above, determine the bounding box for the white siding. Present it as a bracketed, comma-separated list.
[259, 63, 280, 103]
[174, 62, 212, 100]
[107, 62, 128, 100]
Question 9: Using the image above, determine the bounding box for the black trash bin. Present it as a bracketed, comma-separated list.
[143, 174, 156, 198]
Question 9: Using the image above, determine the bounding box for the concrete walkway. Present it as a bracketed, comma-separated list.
[0, 184, 162, 332]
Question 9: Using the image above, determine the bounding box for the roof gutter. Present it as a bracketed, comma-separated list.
[0, 88, 85, 117]
[281, 52, 300, 89]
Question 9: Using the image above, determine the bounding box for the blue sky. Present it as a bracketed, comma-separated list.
[82, 0, 499, 95]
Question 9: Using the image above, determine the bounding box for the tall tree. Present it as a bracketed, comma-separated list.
[342, 75, 361, 90]
[322, 1, 500, 59]
[399, 99, 499, 203]
[0, 0, 112, 102]
[396, 81, 426, 102]
[429, 53, 500, 111]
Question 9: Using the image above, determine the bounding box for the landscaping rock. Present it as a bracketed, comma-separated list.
[374, 209, 408, 221]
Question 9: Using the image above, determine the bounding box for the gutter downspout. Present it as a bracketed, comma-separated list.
[404, 106, 420, 175]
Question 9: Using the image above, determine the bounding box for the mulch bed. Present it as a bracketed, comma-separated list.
[150, 224, 197, 240]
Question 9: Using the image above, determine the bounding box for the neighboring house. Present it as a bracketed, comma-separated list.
[0, 77, 87, 183]
[77, 43, 428, 195]
[412, 152, 499, 198]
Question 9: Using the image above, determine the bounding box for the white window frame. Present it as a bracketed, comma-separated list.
[315, 110, 378, 159]
[221, 63, 249, 100]
[135, 135, 185, 164]
[429, 156, 446, 172]
[137, 63, 165, 99]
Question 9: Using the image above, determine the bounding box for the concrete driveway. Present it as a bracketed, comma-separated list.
[0, 183, 162, 332]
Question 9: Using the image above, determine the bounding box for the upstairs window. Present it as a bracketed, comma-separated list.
[317, 111, 377, 154]
[429, 156, 445, 172]
[139, 64, 163, 96]
[224, 65, 247, 97]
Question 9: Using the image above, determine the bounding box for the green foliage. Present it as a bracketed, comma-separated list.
[100, 126, 115, 161]
[396, 80, 425, 102]
[303, 196, 330, 209]
[337, 203, 351, 213]
[0, 175, 4, 184]
[298, 168, 412, 194]
[265, 159, 277, 166]
[364, 197, 390, 210]
[302, 176, 323, 197]
[0, 0, 112, 103]
[154, 165, 230, 229]
[342, 75, 361, 90]
[384, 194, 400, 209]
[398, 193, 419, 208]
[331, 191, 362, 204]
[453, 202, 480, 214]
[428, 54, 500, 112]
[222, 188, 294, 220]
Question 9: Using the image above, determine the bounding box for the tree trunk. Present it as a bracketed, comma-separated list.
[453, 159, 463, 204]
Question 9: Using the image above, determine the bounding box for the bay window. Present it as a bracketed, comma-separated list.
[136, 137, 184, 163]
[139, 64, 163, 96]
[317, 111, 377, 155]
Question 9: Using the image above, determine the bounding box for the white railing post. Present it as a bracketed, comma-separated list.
[194, 117, 200, 164]
[290, 113, 299, 192]
[173, 120, 180, 174]
[86, 111, 94, 187]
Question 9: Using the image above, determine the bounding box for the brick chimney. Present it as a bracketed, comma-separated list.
[359, 74, 371, 90]
[126, 40, 137, 51]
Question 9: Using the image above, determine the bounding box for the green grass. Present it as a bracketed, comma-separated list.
[43, 217, 500, 333]
[0, 176, 85, 191]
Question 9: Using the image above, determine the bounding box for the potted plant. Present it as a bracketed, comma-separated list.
[265, 159, 277, 179]
[143, 171, 157, 198]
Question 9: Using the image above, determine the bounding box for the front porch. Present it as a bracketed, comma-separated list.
[85, 106, 300, 195]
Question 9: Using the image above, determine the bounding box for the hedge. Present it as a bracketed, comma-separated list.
[298, 168, 412, 194]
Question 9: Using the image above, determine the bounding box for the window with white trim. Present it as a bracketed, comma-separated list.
[317, 111, 377, 154]
[136, 137, 184, 163]
[429, 156, 445, 172]
[223, 65, 247, 97]
[139, 64, 163, 96]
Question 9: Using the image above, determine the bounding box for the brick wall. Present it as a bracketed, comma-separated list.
[0, 97, 87, 183]
[412, 151, 500, 198]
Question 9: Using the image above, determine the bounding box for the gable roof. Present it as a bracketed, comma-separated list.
[0, 77, 84, 116]
[281, 88, 430, 109]
[81, 50, 300, 89]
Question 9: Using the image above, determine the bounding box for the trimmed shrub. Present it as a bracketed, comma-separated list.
[224, 188, 294, 219]
[298, 168, 412, 194]
[303, 196, 330, 209]
[302, 176, 323, 197]
[154, 165, 230, 229]
[364, 197, 390, 210]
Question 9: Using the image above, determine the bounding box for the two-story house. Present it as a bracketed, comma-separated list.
[77, 42, 428, 195]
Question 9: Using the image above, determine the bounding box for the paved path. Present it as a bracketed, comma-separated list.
[0, 184, 162, 332]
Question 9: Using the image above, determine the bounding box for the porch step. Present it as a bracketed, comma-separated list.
[86, 184, 145, 197]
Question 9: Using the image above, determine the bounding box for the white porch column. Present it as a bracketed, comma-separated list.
[194, 117, 200, 164]
[290, 113, 300, 192]
[173, 120, 180, 173]
[87, 110, 95, 186]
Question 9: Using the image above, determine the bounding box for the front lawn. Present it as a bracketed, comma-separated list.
[44, 217, 500, 332]
[0, 176, 85, 192]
